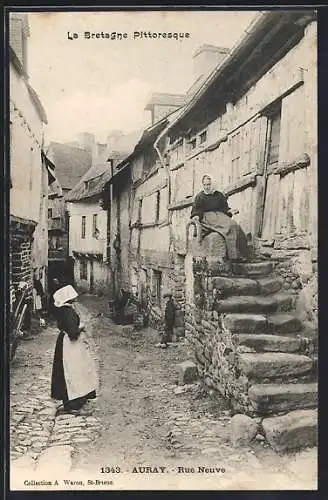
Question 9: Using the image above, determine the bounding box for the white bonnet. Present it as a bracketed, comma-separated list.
[54, 285, 78, 308]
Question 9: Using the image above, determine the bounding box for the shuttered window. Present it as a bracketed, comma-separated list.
[81, 216, 86, 239]
[92, 214, 98, 238]
[155, 191, 160, 223]
[267, 106, 282, 165]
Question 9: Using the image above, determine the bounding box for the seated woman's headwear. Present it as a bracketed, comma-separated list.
[54, 285, 78, 308]
[202, 174, 212, 183]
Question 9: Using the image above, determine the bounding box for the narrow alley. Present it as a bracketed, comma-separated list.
[10, 295, 317, 491]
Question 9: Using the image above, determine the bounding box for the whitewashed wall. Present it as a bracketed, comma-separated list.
[169, 23, 317, 252]
[67, 199, 107, 256]
[10, 65, 44, 223]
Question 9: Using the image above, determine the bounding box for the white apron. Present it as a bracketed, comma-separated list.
[62, 333, 97, 401]
[33, 289, 42, 311]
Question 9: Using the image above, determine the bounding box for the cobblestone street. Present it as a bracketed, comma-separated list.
[10, 295, 317, 490]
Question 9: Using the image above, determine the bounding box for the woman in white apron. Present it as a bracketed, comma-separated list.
[50, 285, 97, 414]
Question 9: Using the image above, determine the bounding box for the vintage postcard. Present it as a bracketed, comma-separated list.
[8, 8, 318, 491]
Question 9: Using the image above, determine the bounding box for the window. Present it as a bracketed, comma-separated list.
[171, 138, 184, 164]
[199, 130, 207, 144]
[80, 259, 88, 280]
[153, 270, 162, 307]
[92, 214, 98, 238]
[155, 191, 160, 223]
[64, 212, 69, 232]
[190, 138, 197, 150]
[81, 216, 86, 239]
[48, 208, 52, 219]
[231, 131, 241, 182]
[55, 236, 61, 249]
[267, 106, 282, 165]
[138, 199, 143, 223]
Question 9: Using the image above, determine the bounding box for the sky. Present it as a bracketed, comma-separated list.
[26, 10, 258, 145]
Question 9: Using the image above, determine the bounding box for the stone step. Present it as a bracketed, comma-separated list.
[248, 383, 318, 415]
[267, 314, 304, 334]
[231, 261, 274, 277]
[238, 352, 313, 381]
[223, 314, 267, 333]
[215, 294, 293, 314]
[236, 334, 303, 353]
[210, 276, 283, 298]
[223, 313, 303, 334]
[262, 409, 317, 452]
[257, 276, 284, 295]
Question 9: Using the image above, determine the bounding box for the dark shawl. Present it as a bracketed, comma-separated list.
[164, 299, 176, 328]
[33, 279, 44, 297]
[191, 190, 230, 221]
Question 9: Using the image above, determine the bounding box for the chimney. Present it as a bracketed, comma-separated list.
[92, 142, 107, 164]
[77, 132, 95, 152]
[144, 93, 185, 125]
[193, 45, 230, 82]
[106, 130, 123, 152]
[97, 143, 107, 159]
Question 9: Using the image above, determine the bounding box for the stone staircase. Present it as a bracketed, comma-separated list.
[210, 260, 317, 452]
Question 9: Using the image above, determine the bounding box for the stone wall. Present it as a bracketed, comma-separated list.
[184, 258, 252, 413]
[184, 252, 316, 418]
[260, 237, 318, 327]
[10, 218, 35, 328]
[170, 253, 186, 339]
[10, 218, 35, 292]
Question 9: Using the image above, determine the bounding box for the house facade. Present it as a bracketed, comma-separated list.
[163, 10, 317, 328]
[66, 131, 141, 295]
[103, 11, 317, 338]
[46, 137, 92, 287]
[9, 12, 49, 311]
[67, 194, 109, 294]
[104, 96, 186, 330]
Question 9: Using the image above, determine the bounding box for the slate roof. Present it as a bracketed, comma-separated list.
[65, 162, 113, 202]
[144, 93, 185, 109]
[47, 142, 92, 190]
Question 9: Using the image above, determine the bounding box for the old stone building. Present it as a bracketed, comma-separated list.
[162, 10, 317, 328]
[9, 12, 49, 310]
[66, 131, 140, 295]
[46, 137, 93, 287]
[110, 56, 236, 329]
[100, 10, 317, 449]
[108, 95, 187, 329]
[161, 10, 317, 451]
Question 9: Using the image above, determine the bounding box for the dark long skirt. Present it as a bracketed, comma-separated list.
[201, 211, 249, 260]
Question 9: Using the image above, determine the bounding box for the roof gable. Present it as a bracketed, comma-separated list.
[48, 142, 92, 190]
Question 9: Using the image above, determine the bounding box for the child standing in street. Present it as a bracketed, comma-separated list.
[159, 292, 176, 348]
[33, 271, 46, 327]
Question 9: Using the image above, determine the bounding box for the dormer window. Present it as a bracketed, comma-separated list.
[199, 130, 207, 144]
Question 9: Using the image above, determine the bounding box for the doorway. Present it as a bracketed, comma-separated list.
[256, 102, 282, 240]
[90, 260, 94, 293]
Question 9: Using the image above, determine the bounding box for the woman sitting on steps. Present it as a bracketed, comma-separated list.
[190, 174, 250, 262]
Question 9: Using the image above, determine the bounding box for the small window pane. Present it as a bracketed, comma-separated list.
[81, 216, 86, 239]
